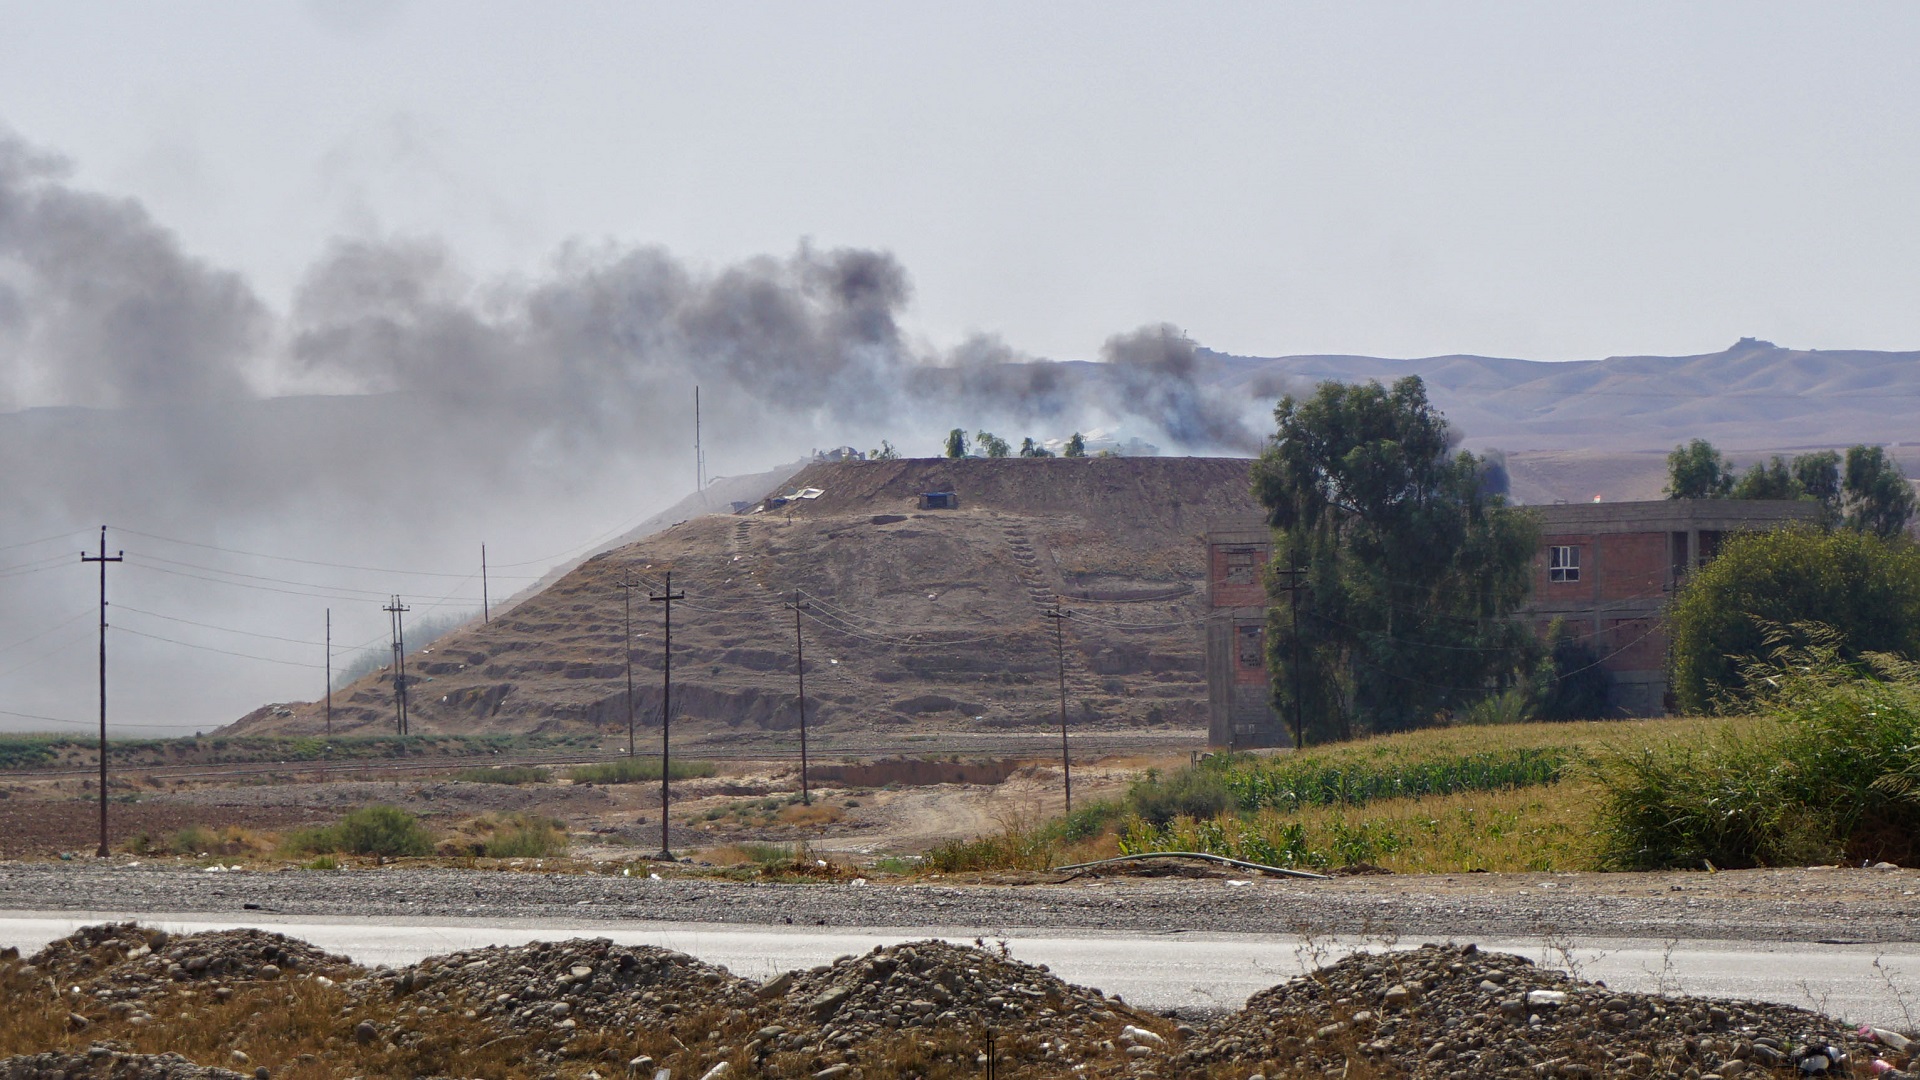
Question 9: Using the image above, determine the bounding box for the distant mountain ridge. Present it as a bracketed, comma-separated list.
[1205, 338, 1920, 452]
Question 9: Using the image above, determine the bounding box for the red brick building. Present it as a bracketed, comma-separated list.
[1205, 499, 1821, 748]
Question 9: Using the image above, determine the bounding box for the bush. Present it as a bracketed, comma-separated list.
[1594, 640, 1920, 869]
[1668, 527, 1920, 712]
[483, 813, 568, 858]
[566, 758, 717, 785]
[170, 825, 217, 855]
[1126, 768, 1232, 826]
[282, 805, 435, 858]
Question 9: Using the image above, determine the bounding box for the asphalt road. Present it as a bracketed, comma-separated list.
[4, 912, 1917, 1028]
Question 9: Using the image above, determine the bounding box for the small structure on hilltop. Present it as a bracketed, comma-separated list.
[1204, 498, 1825, 747]
[919, 490, 959, 510]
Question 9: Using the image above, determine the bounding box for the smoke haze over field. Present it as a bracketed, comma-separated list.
[0, 128, 1267, 733]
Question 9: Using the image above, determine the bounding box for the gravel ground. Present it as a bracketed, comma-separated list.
[1, 863, 1916, 943]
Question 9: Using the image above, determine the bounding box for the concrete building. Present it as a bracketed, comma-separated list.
[1205, 499, 1823, 748]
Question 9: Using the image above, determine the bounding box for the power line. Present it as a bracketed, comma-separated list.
[113, 604, 333, 648]
[112, 625, 324, 669]
[108, 527, 539, 580]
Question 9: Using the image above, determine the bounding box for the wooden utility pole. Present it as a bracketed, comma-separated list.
[481, 544, 490, 624]
[649, 571, 685, 860]
[618, 576, 641, 757]
[384, 596, 411, 735]
[1272, 560, 1308, 750]
[81, 526, 122, 858]
[784, 590, 811, 805]
[1044, 603, 1073, 814]
[324, 608, 332, 737]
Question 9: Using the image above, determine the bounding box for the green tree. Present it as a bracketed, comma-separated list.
[1793, 450, 1843, 525]
[1252, 376, 1541, 739]
[1667, 527, 1920, 712]
[943, 428, 969, 459]
[1535, 621, 1612, 721]
[869, 440, 899, 461]
[1844, 445, 1917, 538]
[1666, 438, 1733, 499]
[976, 431, 1012, 458]
[1063, 432, 1087, 458]
[1018, 437, 1053, 458]
[1730, 456, 1801, 500]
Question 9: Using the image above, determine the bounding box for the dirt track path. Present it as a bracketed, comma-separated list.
[2, 863, 1915, 944]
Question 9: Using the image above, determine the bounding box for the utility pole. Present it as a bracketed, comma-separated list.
[324, 608, 332, 737]
[618, 576, 641, 757]
[694, 386, 706, 499]
[784, 590, 811, 805]
[649, 571, 685, 860]
[81, 526, 122, 858]
[1272, 559, 1308, 750]
[1044, 602, 1073, 814]
[481, 544, 490, 624]
[384, 596, 411, 735]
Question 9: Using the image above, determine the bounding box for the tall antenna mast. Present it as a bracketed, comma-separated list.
[695, 385, 706, 497]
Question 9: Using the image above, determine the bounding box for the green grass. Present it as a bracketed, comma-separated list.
[281, 805, 435, 858]
[1198, 746, 1571, 813]
[566, 757, 717, 785]
[450, 765, 551, 785]
[919, 716, 1723, 875]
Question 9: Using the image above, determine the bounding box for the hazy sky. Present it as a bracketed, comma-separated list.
[4, 2, 1919, 736]
[6, 1, 1918, 365]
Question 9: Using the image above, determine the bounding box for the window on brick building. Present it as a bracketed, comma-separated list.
[1224, 549, 1258, 585]
[1236, 624, 1264, 668]
[1549, 545, 1580, 582]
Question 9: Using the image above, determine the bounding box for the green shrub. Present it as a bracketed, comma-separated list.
[171, 825, 216, 855]
[484, 814, 568, 858]
[451, 765, 551, 785]
[304, 855, 339, 870]
[282, 804, 435, 857]
[567, 758, 716, 785]
[924, 824, 1058, 873]
[1667, 528, 1920, 712]
[1594, 639, 1920, 869]
[1126, 768, 1232, 826]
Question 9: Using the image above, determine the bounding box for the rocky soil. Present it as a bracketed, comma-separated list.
[2, 925, 1911, 1079]
[2, 862, 1917, 944]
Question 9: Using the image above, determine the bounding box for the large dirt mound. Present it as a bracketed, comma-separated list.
[5, 927, 1907, 1079]
[229, 456, 1259, 740]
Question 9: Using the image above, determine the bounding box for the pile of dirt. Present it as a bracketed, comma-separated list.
[226, 457, 1252, 740]
[744, 939, 1174, 1074]
[367, 937, 755, 1037]
[9, 926, 1914, 1079]
[1185, 942, 1891, 1078]
[25, 923, 359, 1001]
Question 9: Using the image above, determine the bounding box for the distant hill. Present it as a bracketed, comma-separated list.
[1207, 338, 1920, 453]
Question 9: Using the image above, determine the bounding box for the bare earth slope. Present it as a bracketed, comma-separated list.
[227, 457, 1258, 740]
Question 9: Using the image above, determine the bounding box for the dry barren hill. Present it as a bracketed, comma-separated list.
[229, 457, 1261, 742]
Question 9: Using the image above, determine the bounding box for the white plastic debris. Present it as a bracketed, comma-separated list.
[1225, 879, 1252, 887]
[850, 877, 868, 886]
[649, 872, 663, 881]
[1526, 989, 1568, 1006]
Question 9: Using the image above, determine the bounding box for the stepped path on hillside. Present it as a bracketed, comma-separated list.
[227, 457, 1261, 747]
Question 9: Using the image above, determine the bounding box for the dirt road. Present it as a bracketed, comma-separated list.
[2, 862, 1914, 944]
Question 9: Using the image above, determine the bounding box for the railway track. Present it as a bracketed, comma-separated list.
[0, 729, 1205, 784]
